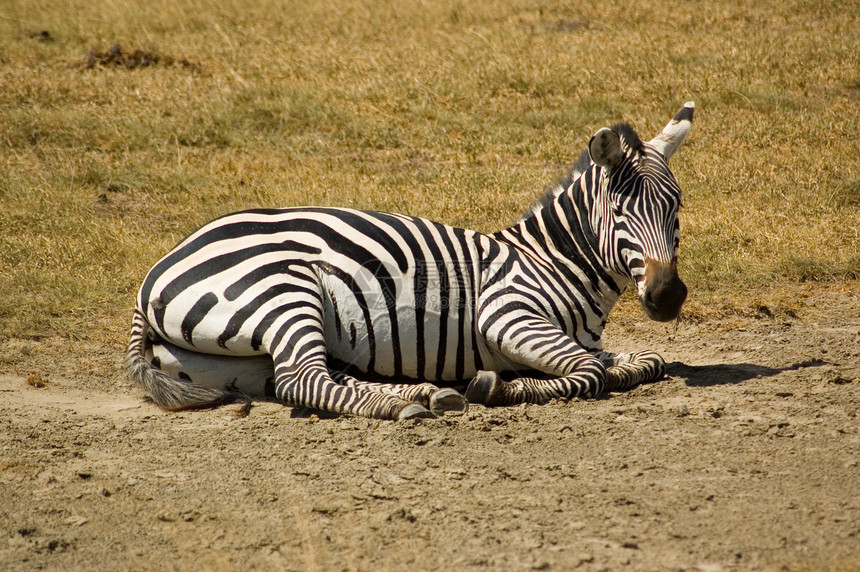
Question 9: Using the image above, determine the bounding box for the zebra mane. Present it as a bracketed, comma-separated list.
[519, 122, 643, 222]
[520, 150, 590, 222]
[610, 122, 644, 155]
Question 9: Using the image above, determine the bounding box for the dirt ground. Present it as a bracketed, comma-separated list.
[1, 285, 858, 571]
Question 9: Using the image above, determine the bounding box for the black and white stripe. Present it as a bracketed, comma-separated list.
[125, 103, 694, 419]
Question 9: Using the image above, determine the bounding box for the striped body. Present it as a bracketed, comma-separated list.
[126, 103, 694, 419]
[143, 209, 498, 380]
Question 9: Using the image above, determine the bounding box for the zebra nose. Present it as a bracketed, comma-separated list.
[642, 262, 687, 322]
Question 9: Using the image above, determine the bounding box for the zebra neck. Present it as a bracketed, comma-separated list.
[494, 191, 629, 309]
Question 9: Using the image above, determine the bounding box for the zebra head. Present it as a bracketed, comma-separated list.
[588, 102, 694, 322]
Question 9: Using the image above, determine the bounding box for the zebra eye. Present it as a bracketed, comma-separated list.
[612, 205, 624, 217]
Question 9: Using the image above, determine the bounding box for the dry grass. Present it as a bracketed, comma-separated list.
[1, 0, 858, 343]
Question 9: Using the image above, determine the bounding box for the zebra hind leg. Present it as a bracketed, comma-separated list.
[330, 372, 468, 416]
[272, 361, 438, 420]
[258, 287, 445, 419]
[429, 388, 469, 416]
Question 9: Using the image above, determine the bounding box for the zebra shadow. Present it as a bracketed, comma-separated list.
[665, 360, 825, 387]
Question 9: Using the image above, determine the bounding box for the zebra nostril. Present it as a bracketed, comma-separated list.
[642, 272, 687, 322]
[643, 288, 656, 309]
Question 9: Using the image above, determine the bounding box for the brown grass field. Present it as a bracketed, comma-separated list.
[1, 1, 859, 570]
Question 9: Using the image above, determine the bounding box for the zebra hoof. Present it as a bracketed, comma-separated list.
[430, 388, 468, 416]
[465, 370, 504, 406]
[397, 403, 436, 421]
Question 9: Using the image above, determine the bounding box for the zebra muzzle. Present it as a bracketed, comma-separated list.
[641, 261, 687, 322]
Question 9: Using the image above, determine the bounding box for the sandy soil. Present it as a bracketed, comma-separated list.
[1, 285, 858, 571]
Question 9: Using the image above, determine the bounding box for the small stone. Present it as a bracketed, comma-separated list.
[64, 515, 88, 526]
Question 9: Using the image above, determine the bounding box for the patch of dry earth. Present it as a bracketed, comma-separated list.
[1, 286, 858, 571]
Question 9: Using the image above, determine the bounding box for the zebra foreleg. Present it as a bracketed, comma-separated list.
[329, 372, 468, 416]
[469, 317, 608, 406]
[465, 357, 606, 407]
[600, 350, 666, 391]
[465, 350, 666, 406]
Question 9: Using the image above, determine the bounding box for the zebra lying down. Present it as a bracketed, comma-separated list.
[126, 103, 694, 420]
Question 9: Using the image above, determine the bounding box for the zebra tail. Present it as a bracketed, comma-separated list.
[124, 308, 252, 416]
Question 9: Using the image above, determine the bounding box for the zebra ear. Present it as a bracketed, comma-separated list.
[650, 101, 694, 161]
[588, 128, 623, 170]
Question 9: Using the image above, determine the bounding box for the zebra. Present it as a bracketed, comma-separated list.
[125, 102, 694, 420]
